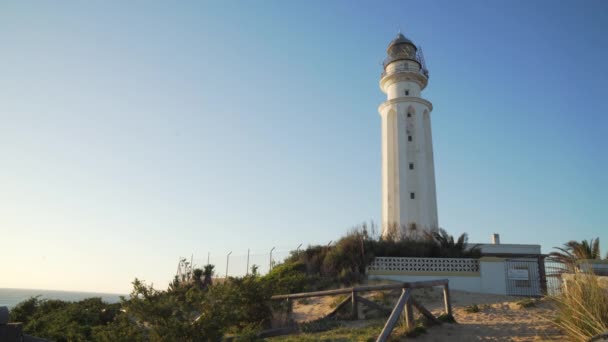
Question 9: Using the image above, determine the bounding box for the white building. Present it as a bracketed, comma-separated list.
[378, 33, 438, 238]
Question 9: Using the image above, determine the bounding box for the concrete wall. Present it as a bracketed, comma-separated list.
[578, 260, 608, 276]
[368, 273, 482, 293]
[471, 243, 541, 255]
[367, 257, 510, 295]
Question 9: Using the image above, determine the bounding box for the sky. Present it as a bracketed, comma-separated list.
[1, 1, 607, 294]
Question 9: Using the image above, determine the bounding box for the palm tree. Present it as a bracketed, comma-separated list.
[429, 228, 468, 250]
[549, 238, 601, 271]
[425, 228, 478, 257]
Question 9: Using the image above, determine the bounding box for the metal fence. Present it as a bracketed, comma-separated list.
[544, 260, 569, 296]
[505, 258, 542, 297]
[183, 247, 295, 280]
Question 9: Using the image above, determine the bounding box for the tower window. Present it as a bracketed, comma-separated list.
[409, 163, 414, 170]
[407, 113, 411, 117]
[410, 192, 415, 199]
[405, 90, 410, 96]
[408, 135, 413, 142]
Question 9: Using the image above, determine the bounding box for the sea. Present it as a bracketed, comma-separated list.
[0, 288, 124, 309]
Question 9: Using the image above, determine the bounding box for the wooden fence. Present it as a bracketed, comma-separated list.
[269, 279, 452, 341]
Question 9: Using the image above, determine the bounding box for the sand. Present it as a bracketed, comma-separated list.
[291, 287, 566, 341]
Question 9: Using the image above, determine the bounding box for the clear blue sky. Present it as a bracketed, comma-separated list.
[1, 1, 606, 293]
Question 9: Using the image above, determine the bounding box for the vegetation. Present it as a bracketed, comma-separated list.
[10, 272, 273, 341]
[464, 304, 481, 313]
[516, 298, 536, 309]
[270, 322, 383, 341]
[437, 313, 456, 323]
[552, 272, 608, 342]
[549, 238, 602, 271]
[9, 224, 476, 341]
[277, 223, 480, 293]
[9, 297, 126, 342]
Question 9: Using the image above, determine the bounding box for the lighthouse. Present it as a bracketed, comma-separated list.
[378, 33, 438, 238]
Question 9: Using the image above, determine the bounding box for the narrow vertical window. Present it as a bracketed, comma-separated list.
[407, 113, 411, 117]
[408, 135, 413, 142]
[405, 90, 410, 96]
[410, 192, 415, 199]
[409, 163, 414, 170]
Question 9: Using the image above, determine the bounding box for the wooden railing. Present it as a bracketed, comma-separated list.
[270, 279, 452, 341]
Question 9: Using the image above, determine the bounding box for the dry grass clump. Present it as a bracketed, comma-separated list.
[552, 273, 608, 341]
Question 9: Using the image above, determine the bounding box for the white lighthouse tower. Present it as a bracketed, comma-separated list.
[378, 33, 438, 238]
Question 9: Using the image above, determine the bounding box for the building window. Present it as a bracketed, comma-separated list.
[408, 135, 413, 142]
[409, 163, 414, 170]
[410, 192, 415, 199]
[405, 90, 410, 96]
[407, 113, 411, 117]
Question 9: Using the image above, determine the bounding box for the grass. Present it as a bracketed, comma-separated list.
[437, 313, 457, 323]
[297, 298, 312, 305]
[371, 291, 392, 306]
[329, 294, 349, 309]
[552, 273, 608, 342]
[394, 320, 427, 339]
[464, 304, 480, 313]
[269, 322, 383, 342]
[299, 319, 342, 334]
[270, 307, 444, 342]
[516, 298, 536, 309]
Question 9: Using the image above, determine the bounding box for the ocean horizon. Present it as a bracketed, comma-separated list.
[0, 288, 125, 309]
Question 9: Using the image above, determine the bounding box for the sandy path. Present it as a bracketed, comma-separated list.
[291, 287, 566, 341]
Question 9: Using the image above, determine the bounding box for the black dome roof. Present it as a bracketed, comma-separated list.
[387, 33, 414, 49]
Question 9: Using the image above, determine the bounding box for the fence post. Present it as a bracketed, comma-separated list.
[351, 290, 358, 320]
[404, 295, 414, 329]
[246, 249, 250, 275]
[225, 251, 232, 279]
[376, 288, 411, 342]
[285, 298, 293, 325]
[269, 247, 276, 272]
[538, 255, 547, 295]
[442, 283, 452, 316]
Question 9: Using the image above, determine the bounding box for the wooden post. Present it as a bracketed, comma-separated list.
[285, 298, 292, 325]
[351, 290, 358, 320]
[376, 289, 411, 342]
[355, 295, 392, 315]
[404, 295, 414, 329]
[410, 298, 440, 324]
[442, 283, 452, 317]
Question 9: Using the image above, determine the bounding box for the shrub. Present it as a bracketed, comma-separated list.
[262, 261, 309, 294]
[552, 273, 608, 341]
[276, 224, 480, 292]
[11, 271, 274, 342]
[464, 304, 480, 313]
[516, 298, 536, 309]
[9, 297, 122, 342]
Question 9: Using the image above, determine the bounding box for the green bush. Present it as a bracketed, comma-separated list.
[262, 261, 309, 294]
[9, 297, 123, 342]
[464, 304, 480, 313]
[516, 298, 536, 309]
[277, 224, 480, 292]
[10, 272, 274, 342]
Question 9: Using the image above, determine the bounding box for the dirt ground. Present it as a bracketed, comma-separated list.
[291, 286, 566, 341]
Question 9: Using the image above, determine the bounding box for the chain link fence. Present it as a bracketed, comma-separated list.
[189, 247, 295, 279]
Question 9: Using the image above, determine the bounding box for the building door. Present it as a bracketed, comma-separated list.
[505, 259, 542, 296]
